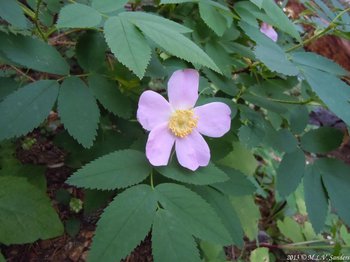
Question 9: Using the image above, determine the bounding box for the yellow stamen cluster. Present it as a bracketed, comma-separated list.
[168, 109, 198, 138]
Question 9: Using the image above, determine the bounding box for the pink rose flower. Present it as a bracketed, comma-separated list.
[260, 22, 278, 42]
[137, 69, 231, 171]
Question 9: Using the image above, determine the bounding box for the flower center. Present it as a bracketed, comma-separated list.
[168, 109, 198, 138]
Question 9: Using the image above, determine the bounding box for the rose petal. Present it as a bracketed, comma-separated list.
[194, 102, 231, 138]
[175, 130, 210, 171]
[260, 22, 278, 42]
[167, 69, 199, 109]
[146, 123, 175, 166]
[137, 90, 172, 131]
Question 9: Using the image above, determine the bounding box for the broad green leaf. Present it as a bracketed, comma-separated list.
[301, 66, 350, 127]
[250, 0, 264, 8]
[156, 161, 229, 185]
[92, 0, 128, 13]
[89, 74, 132, 118]
[301, 127, 343, 154]
[250, 247, 269, 262]
[83, 189, 114, 215]
[262, 0, 301, 41]
[218, 142, 258, 176]
[67, 150, 150, 190]
[76, 31, 108, 72]
[0, 80, 58, 141]
[155, 183, 232, 245]
[120, 12, 192, 34]
[200, 241, 227, 261]
[318, 158, 350, 226]
[199, 1, 228, 36]
[104, 16, 151, 79]
[264, 128, 298, 153]
[0, 176, 63, 245]
[291, 52, 347, 76]
[89, 185, 157, 262]
[212, 166, 256, 196]
[124, 13, 220, 73]
[277, 148, 305, 197]
[304, 165, 328, 233]
[58, 77, 100, 148]
[152, 209, 201, 262]
[0, 32, 69, 75]
[0, 0, 27, 28]
[56, 3, 102, 28]
[240, 22, 298, 75]
[0, 77, 20, 101]
[277, 217, 304, 242]
[254, 44, 299, 76]
[231, 195, 260, 240]
[196, 187, 244, 246]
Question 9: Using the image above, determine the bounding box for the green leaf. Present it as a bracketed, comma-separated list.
[218, 142, 258, 176]
[65, 218, 80, 237]
[301, 127, 343, 154]
[58, 77, 100, 148]
[0, 77, 20, 101]
[0, 251, 4, 262]
[254, 44, 299, 76]
[152, 209, 201, 262]
[0, 80, 59, 141]
[0, 0, 27, 28]
[264, 128, 298, 153]
[76, 31, 108, 72]
[92, 0, 128, 13]
[0, 176, 63, 245]
[0, 32, 69, 75]
[277, 217, 304, 242]
[301, 66, 350, 127]
[212, 166, 256, 196]
[195, 187, 244, 246]
[250, 247, 269, 262]
[156, 161, 228, 185]
[277, 148, 305, 197]
[155, 183, 232, 245]
[250, 0, 264, 8]
[56, 3, 102, 28]
[89, 185, 157, 262]
[67, 150, 150, 190]
[89, 74, 132, 118]
[291, 52, 347, 76]
[231, 195, 260, 240]
[199, 1, 228, 36]
[83, 189, 114, 215]
[123, 13, 220, 73]
[262, 0, 301, 41]
[304, 165, 328, 233]
[104, 16, 151, 79]
[120, 12, 192, 34]
[318, 158, 350, 226]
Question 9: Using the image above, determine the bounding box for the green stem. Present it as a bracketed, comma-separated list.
[19, 3, 35, 20]
[56, 73, 91, 82]
[261, 243, 350, 250]
[251, 92, 313, 105]
[287, 7, 350, 52]
[150, 169, 154, 190]
[34, 0, 47, 40]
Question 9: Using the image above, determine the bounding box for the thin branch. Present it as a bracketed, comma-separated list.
[10, 65, 35, 82]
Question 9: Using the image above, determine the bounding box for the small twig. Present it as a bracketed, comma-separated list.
[10, 65, 35, 82]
